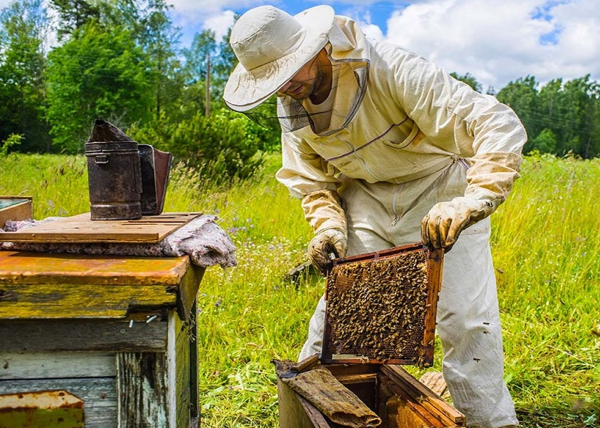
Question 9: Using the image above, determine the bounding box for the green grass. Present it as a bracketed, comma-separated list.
[1, 152, 598, 427]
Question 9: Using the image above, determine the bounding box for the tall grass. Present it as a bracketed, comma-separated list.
[0, 152, 598, 427]
[491, 155, 600, 426]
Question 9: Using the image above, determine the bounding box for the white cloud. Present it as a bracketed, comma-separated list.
[383, 0, 600, 91]
[168, 0, 270, 45]
[204, 10, 236, 41]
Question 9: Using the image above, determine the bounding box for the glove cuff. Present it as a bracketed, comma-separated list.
[464, 151, 522, 206]
[301, 189, 347, 234]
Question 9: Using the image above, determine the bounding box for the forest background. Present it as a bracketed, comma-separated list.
[1, 0, 600, 174]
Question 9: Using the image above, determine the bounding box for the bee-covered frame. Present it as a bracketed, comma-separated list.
[322, 243, 444, 366]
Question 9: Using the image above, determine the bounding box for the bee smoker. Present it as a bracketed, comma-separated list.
[85, 119, 172, 221]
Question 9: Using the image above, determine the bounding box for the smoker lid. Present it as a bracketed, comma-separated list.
[87, 119, 135, 143]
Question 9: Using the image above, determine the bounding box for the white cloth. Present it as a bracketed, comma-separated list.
[276, 13, 525, 428]
[298, 161, 519, 428]
[276, 16, 525, 209]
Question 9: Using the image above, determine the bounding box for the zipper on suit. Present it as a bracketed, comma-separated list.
[391, 185, 402, 226]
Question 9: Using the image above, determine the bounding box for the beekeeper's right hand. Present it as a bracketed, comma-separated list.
[308, 228, 347, 276]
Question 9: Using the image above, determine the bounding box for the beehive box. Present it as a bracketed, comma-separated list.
[277, 362, 465, 428]
[0, 197, 33, 229]
[322, 243, 444, 366]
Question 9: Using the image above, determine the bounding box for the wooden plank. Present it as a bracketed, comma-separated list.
[0, 283, 176, 319]
[188, 300, 199, 420]
[117, 352, 168, 427]
[0, 251, 191, 286]
[176, 265, 205, 320]
[278, 378, 330, 428]
[0, 390, 84, 428]
[419, 371, 450, 398]
[168, 310, 189, 428]
[168, 305, 199, 427]
[382, 373, 457, 427]
[0, 377, 117, 427]
[378, 375, 446, 428]
[0, 319, 167, 353]
[335, 373, 378, 385]
[422, 247, 444, 366]
[382, 365, 465, 425]
[0, 212, 200, 243]
[0, 352, 115, 380]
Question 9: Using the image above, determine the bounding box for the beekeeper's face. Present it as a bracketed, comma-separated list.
[278, 49, 331, 103]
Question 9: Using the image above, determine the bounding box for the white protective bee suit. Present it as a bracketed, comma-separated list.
[224, 6, 526, 428]
[277, 17, 525, 428]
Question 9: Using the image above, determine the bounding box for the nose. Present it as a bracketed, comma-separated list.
[280, 80, 293, 93]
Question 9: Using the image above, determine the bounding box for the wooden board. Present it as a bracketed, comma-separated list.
[0, 251, 204, 320]
[382, 365, 465, 425]
[0, 319, 168, 353]
[0, 352, 116, 380]
[0, 390, 84, 428]
[0, 377, 117, 427]
[0, 212, 201, 243]
[0, 251, 191, 286]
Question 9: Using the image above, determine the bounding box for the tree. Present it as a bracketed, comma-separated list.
[561, 75, 600, 158]
[529, 128, 557, 153]
[129, 108, 266, 181]
[131, 0, 182, 121]
[181, 30, 217, 116]
[45, 20, 153, 153]
[496, 76, 540, 154]
[0, 0, 50, 152]
[49, 0, 101, 40]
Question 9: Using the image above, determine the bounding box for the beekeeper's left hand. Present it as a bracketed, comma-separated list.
[421, 197, 494, 250]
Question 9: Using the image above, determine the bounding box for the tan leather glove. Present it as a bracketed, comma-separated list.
[308, 228, 347, 275]
[421, 197, 495, 250]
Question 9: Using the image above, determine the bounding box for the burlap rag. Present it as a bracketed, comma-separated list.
[275, 359, 381, 427]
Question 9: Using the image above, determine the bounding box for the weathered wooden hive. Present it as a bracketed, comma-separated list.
[277, 243, 467, 428]
[0, 213, 207, 427]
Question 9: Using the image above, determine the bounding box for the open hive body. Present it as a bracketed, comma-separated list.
[278, 363, 465, 428]
[278, 244, 466, 428]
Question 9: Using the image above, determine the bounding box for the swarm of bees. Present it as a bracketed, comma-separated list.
[326, 250, 430, 362]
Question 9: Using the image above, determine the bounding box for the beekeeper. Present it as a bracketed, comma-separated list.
[224, 5, 525, 428]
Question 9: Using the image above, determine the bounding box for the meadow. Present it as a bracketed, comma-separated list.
[0, 153, 598, 427]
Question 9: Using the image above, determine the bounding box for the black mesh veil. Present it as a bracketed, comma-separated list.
[277, 51, 369, 136]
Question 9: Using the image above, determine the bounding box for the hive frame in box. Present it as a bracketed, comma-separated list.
[322, 243, 444, 366]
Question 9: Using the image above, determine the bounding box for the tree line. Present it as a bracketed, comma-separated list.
[1, 0, 599, 180]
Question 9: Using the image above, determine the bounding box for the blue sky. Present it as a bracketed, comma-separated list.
[165, 0, 600, 92]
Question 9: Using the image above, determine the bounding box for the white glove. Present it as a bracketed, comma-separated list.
[421, 197, 494, 250]
[308, 228, 347, 275]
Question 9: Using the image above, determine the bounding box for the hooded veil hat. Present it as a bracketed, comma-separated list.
[224, 5, 335, 112]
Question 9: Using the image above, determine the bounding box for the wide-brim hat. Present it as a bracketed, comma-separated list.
[224, 5, 335, 112]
